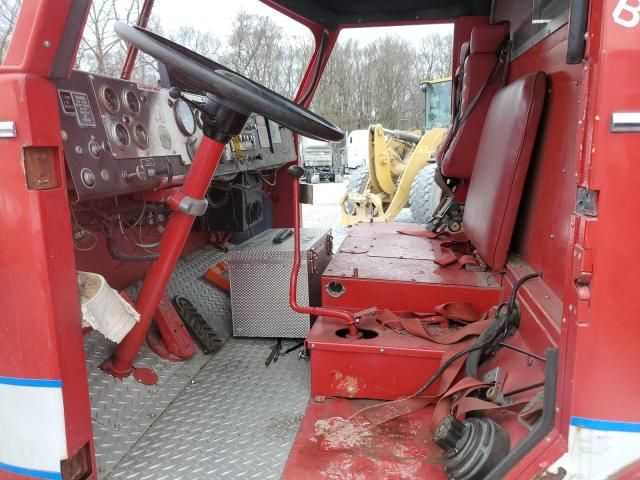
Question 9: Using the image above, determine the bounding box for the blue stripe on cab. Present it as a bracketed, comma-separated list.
[571, 416, 640, 433]
[0, 376, 62, 388]
[0, 461, 62, 480]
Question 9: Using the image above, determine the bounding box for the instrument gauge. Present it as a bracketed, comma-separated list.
[124, 90, 141, 114]
[112, 123, 130, 148]
[99, 86, 120, 114]
[173, 98, 196, 136]
[133, 124, 149, 148]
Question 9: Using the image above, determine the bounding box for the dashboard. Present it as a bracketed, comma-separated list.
[55, 70, 296, 201]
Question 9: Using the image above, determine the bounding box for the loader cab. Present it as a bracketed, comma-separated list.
[422, 78, 453, 131]
[0, 1, 639, 479]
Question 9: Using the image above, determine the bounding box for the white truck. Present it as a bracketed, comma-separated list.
[345, 129, 369, 170]
[300, 137, 341, 183]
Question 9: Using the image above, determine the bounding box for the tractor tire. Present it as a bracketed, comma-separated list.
[345, 165, 369, 214]
[410, 163, 441, 224]
[346, 165, 369, 194]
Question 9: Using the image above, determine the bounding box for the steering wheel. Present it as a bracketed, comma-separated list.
[114, 22, 343, 142]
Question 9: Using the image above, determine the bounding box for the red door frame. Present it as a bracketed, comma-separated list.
[0, 1, 96, 478]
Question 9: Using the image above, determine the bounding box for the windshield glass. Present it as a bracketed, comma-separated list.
[311, 24, 453, 132]
[76, 0, 313, 97]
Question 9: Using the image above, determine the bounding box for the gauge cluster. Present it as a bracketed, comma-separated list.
[55, 70, 296, 201]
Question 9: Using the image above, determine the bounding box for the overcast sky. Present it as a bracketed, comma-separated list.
[154, 0, 453, 46]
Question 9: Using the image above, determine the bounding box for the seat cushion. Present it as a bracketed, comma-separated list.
[463, 72, 547, 271]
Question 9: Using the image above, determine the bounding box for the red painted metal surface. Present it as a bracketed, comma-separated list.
[288, 328, 547, 479]
[308, 315, 448, 399]
[0, 73, 96, 479]
[106, 137, 226, 377]
[147, 291, 195, 361]
[322, 223, 501, 314]
[0, 1, 97, 476]
[565, 0, 640, 425]
[509, 24, 582, 297]
[120, 0, 155, 80]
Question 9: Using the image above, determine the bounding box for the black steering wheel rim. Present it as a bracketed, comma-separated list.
[114, 22, 343, 142]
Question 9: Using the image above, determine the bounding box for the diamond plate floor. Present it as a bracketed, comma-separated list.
[127, 245, 232, 339]
[88, 245, 234, 478]
[88, 244, 310, 479]
[106, 338, 310, 480]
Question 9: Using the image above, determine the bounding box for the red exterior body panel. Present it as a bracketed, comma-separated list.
[566, 0, 640, 424]
[0, 74, 96, 476]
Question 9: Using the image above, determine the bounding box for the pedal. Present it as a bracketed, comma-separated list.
[147, 292, 195, 361]
[173, 296, 223, 354]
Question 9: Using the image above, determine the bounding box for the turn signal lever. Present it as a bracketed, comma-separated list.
[287, 165, 361, 338]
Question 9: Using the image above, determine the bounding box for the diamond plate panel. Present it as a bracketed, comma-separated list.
[227, 229, 331, 338]
[106, 338, 310, 480]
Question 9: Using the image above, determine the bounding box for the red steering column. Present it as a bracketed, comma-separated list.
[103, 137, 226, 378]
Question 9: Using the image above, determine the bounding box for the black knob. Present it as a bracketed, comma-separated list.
[433, 416, 467, 452]
[287, 165, 305, 179]
[168, 87, 181, 100]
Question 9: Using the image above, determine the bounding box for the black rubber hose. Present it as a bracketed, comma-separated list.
[464, 303, 507, 379]
[465, 272, 542, 378]
[107, 235, 159, 262]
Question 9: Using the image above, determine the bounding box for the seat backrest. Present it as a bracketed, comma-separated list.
[439, 23, 509, 180]
[463, 72, 547, 271]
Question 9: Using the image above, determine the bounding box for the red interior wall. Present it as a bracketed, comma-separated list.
[507, 24, 582, 298]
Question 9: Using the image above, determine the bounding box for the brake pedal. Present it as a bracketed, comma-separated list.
[172, 296, 223, 354]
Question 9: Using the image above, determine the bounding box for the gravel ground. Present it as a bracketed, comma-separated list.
[301, 177, 415, 249]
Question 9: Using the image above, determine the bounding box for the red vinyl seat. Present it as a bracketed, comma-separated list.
[462, 71, 546, 270]
[439, 23, 510, 180]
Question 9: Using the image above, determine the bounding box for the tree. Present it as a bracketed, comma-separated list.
[224, 10, 312, 98]
[75, 0, 161, 83]
[0, 0, 21, 63]
[415, 33, 453, 82]
[169, 26, 221, 61]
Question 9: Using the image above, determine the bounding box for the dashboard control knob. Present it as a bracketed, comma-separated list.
[81, 168, 96, 188]
[89, 140, 104, 158]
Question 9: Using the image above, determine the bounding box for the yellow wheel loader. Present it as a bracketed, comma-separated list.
[340, 77, 452, 226]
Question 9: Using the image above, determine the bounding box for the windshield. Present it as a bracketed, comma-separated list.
[311, 24, 453, 132]
[76, 0, 313, 97]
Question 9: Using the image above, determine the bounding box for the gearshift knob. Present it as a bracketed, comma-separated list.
[287, 165, 305, 179]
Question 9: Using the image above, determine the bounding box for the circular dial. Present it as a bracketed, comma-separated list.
[133, 124, 149, 148]
[157, 124, 172, 150]
[124, 90, 141, 114]
[112, 123, 130, 147]
[173, 98, 196, 136]
[100, 86, 120, 114]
